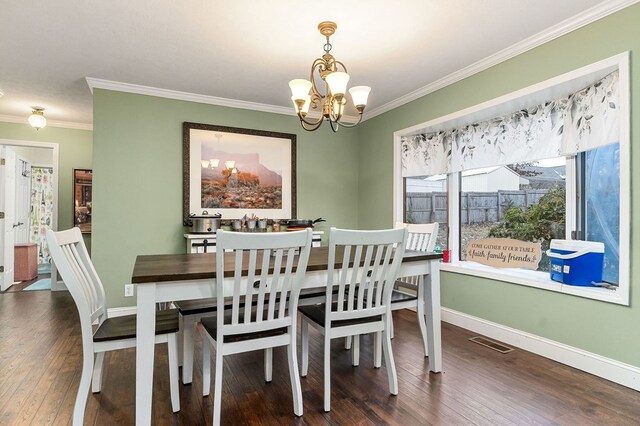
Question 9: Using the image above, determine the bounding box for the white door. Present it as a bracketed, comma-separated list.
[14, 157, 31, 243]
[0, 146, 17, 291]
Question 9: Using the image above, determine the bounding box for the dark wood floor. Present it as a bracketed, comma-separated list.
[1, 291, 639, 425]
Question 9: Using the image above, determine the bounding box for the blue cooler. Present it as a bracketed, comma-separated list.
[547, 240, 604, 286]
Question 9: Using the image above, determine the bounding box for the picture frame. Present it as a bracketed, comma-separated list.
[183, 122, 297, 224]
[73, 169, 92, 233]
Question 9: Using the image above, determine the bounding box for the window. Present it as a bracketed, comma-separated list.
[394, 53, 629, 305]
[458, 159, 566, 273]
[404, 176, 448, 250]
[580, 144, 620, 285]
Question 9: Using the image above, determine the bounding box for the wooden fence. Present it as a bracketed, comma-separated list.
[406, 189, 550, 226]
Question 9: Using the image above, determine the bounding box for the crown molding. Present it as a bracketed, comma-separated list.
[0, 114, 93, 131]
[85, 77, 295, 117]
[84, 0, 638, 124]
[363, 0, 640, 121]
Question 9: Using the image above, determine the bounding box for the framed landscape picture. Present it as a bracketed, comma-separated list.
[183, 122, 297, 224]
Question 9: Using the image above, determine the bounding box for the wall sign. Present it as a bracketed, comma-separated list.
[466, 238, 541, 270]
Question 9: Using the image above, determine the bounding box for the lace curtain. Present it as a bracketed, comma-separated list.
[30, 166, 54, 264]
[401, 70, 619, 177]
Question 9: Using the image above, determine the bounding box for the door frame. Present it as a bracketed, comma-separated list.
[0, 139, 61, 290]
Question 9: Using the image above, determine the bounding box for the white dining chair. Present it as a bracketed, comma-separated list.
[200, 228, 313, 425]
[299, 227, 407, 412]
[46, 228, 180, 426]
[390, 222, 439, 355]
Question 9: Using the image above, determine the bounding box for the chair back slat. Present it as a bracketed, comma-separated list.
[395, 222, 439, 291]
[215, 229, 313, 337]
[327, 228, 407, 323]
[396, 222, 439, 252]
[46, 228, 107, 349]
[242, 249, 258, 324]
[231, 251, 243, 325]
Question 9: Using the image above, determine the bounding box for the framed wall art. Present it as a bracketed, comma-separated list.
[73, 169, 92, 233]
[183, 122, 297, 224]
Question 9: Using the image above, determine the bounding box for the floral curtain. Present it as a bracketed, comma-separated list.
[401, 70, 619, 177]
[30, 166, 54, 264]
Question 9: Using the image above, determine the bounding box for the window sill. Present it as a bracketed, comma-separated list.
[439, 261, 626, 305]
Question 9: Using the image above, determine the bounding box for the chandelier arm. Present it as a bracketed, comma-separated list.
[298, 113, 323, 127]
[333, 60, 348, 74]
[334, 113, 364, 129]
[309, 59, 327, 99]
[328, 119, 340, 133]
[301, 117, 324, 132]
[327, 96, 346, 123]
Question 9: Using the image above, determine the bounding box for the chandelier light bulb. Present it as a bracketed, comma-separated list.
[289, 79, 312, 101]
[209, 158, 220, 168]
[349, 86, 371, 107]
[291, 96, 311, 114]
[325, 71, 350, 96]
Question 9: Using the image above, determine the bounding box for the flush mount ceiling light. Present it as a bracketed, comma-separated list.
[28, 107, 47, 130]
[289, 21, 371, 132]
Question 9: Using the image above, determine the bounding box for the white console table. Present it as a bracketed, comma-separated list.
[185, 231, 324, 253]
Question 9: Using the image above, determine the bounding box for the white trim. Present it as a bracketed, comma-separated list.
[85, 77, 295, 117]
[364, 0, 640, 120]
[0, 114, 92, 131]
[442, 307, 640, 391]
[440, 262, 626, 305]
[108, 306, 137, 318]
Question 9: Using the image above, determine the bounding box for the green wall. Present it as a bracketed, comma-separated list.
[357, 5, 640, 366]
[92, 90, 359, 307]
[0, 122, 93, 247]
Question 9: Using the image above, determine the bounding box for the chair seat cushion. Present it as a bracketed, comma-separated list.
[200, 311, 288, 344]
[391, 289, 418, 303]
[93, 309, 179, 342]
[298, 303, 381, 328]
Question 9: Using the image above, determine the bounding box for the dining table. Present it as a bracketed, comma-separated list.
[131, 246, 442, 425]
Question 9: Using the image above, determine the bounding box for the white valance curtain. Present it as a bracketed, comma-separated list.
[401, 71, 619, 177]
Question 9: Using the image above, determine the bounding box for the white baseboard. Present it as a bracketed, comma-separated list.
[442, 308, 640, 392]
[107, 306, 137, 318]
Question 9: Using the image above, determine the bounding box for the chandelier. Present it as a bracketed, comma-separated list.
[289, 21, 371, 132]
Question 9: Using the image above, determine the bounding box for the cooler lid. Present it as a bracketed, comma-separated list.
[550, 239, 604, 253]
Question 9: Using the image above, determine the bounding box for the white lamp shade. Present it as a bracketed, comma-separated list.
[200, 160, 209, 168]
[209, 158, 220, 168]
[349, 86, 371, 107]
[291, 96, 311, 114]
[225, 160, 236, 170]
[28, 111, 47, 129]
[325, 71, 350, 96]
[289, 79, 312, 101]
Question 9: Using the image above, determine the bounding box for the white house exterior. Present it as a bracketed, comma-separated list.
[406, 166, 527, 193]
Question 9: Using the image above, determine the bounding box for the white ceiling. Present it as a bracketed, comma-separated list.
[0, 0, 631, 128]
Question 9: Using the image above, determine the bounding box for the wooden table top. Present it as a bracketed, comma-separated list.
[131, 246, 441, 284]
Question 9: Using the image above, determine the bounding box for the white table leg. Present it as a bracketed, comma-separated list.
[424, 260, 442, 372]
[136, 283, 157, 425]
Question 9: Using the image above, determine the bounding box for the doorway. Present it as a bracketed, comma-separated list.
[0, 139, 59, 292]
